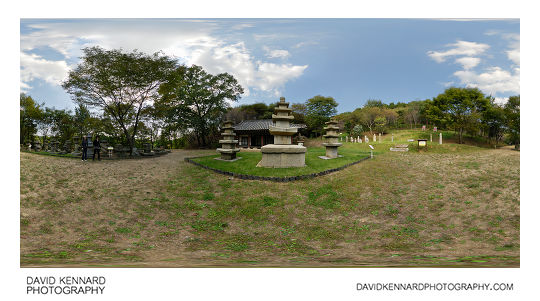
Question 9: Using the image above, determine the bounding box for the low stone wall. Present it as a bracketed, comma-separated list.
[184, 156, 371, 182]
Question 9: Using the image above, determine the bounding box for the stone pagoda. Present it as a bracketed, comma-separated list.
[216, 120, 240, 161]
[320, 119, 342, 159]
[258, 97, 306, 168]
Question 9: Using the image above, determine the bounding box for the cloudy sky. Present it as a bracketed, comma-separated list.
[20, 18, 519, 113]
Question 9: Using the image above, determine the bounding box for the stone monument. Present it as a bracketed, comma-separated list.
[320, 119, 342, 159]
[258, 97, 306, 167]
[216, 120, 240, 161]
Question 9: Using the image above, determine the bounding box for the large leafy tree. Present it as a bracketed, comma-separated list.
[504, 95, 520, 149]
[305, 95, 338, 137]
[62, 46, 177, 155]
[431, 87, 490, 143]
[20, 93, 43, 144]
[157, 65, 244, 147]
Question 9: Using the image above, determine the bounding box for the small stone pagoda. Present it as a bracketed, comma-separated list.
[320, 119, 342, 159]
[258, 97, 306, 168]
[216, 120, 240, 161]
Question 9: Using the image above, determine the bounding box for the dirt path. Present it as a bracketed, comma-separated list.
[20, 150, 214, 265]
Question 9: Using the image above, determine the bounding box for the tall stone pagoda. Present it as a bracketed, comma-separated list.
[258, 97, 306, 168]
[216, 120, 240, 161]
[320, 119, 342, 159]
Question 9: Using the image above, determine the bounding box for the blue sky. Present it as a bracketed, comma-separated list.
[20, 18, 519, 113]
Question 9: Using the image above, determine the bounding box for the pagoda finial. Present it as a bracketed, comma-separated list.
[280, 97, 285, 102]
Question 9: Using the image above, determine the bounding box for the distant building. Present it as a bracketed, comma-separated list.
[233, 119, 306, 148]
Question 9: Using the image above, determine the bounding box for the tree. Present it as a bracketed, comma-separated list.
[74, 103, 92, 137]
[504, 95, 520, 149]
[351, 124, 363, 137]
[404, 101, 423, 129]
[364, 99, 385, 108]
[482, 100, 506, 147]
[20, 93, 43, 144]
[431, 87, 490, 143]
[358, 106, 382, 134]
[49, 109, 76, 144]
[157, 65, 244, 147]
[291, 103, 307, 124]
[62, 46, 177, 155]
[305, 95, 338, 137]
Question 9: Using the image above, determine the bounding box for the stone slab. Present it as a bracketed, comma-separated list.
[257, 152, 306, 167]
[216, 148, 240, 153]
[390, 147, 409, 152]
[260, 144, 307, 154]
[214, 157, 242, 162]
[318, 155, 343, 160]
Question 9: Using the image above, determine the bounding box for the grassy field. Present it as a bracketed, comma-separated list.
[191, 147, 371, 177]
[20, 130, 520, 267]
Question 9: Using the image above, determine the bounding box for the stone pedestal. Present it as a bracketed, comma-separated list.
[216, 120, 240, 161]
[320, 120, 342, 159]
[258, 97, 306, 168]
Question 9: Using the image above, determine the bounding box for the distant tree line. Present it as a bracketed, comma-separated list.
[225, 95, 338, 138]
[335, 88, 520, 148]
[20, 47, 520, 152]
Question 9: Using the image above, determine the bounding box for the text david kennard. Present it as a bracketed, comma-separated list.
[27, 276, 106, 295]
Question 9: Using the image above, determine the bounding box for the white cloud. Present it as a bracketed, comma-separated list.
[255, 62, 308, 93]
[20, 20, 308, 98]
[263, 46, 290, 59]
[453, 67, 520, 95]
[427, 40, 489, 63]
[188, 41, 307, 96]
[493, 97, 508, 105]
[455, 57, 481, 69]
[20, 52, 69, 90]
[505, 34, 520, 65]
[429, 35, 520, 98]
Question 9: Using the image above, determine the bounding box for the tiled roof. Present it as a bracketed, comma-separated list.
[234, 119, 306, 131]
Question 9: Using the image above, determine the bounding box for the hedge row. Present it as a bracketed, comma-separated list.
[21, 150, 171, 160]
[184, 156, 371, 182]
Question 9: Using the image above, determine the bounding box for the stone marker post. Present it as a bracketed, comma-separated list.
[430, 133, 433, 142]
[439, 133, 442, 145]
[379, 133, 382, 142]
[373, 134, 376, 142]
[365, 135, 368, 143]
[391, 134, 394, 142]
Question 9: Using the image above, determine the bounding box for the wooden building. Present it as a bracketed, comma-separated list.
[233, 119, 306, 148]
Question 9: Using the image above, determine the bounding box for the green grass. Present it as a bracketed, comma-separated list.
[190, 146, 371, 177]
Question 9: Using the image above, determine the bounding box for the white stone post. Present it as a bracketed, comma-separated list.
[373, 134, 376, 142]
[439, 133, 442, 145]
[391, 134, 394, 142]
[379, 133, 382, 142]
[430, 133, 433, 142]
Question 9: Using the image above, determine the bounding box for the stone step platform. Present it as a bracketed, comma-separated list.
[390, 144, 409, 152]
